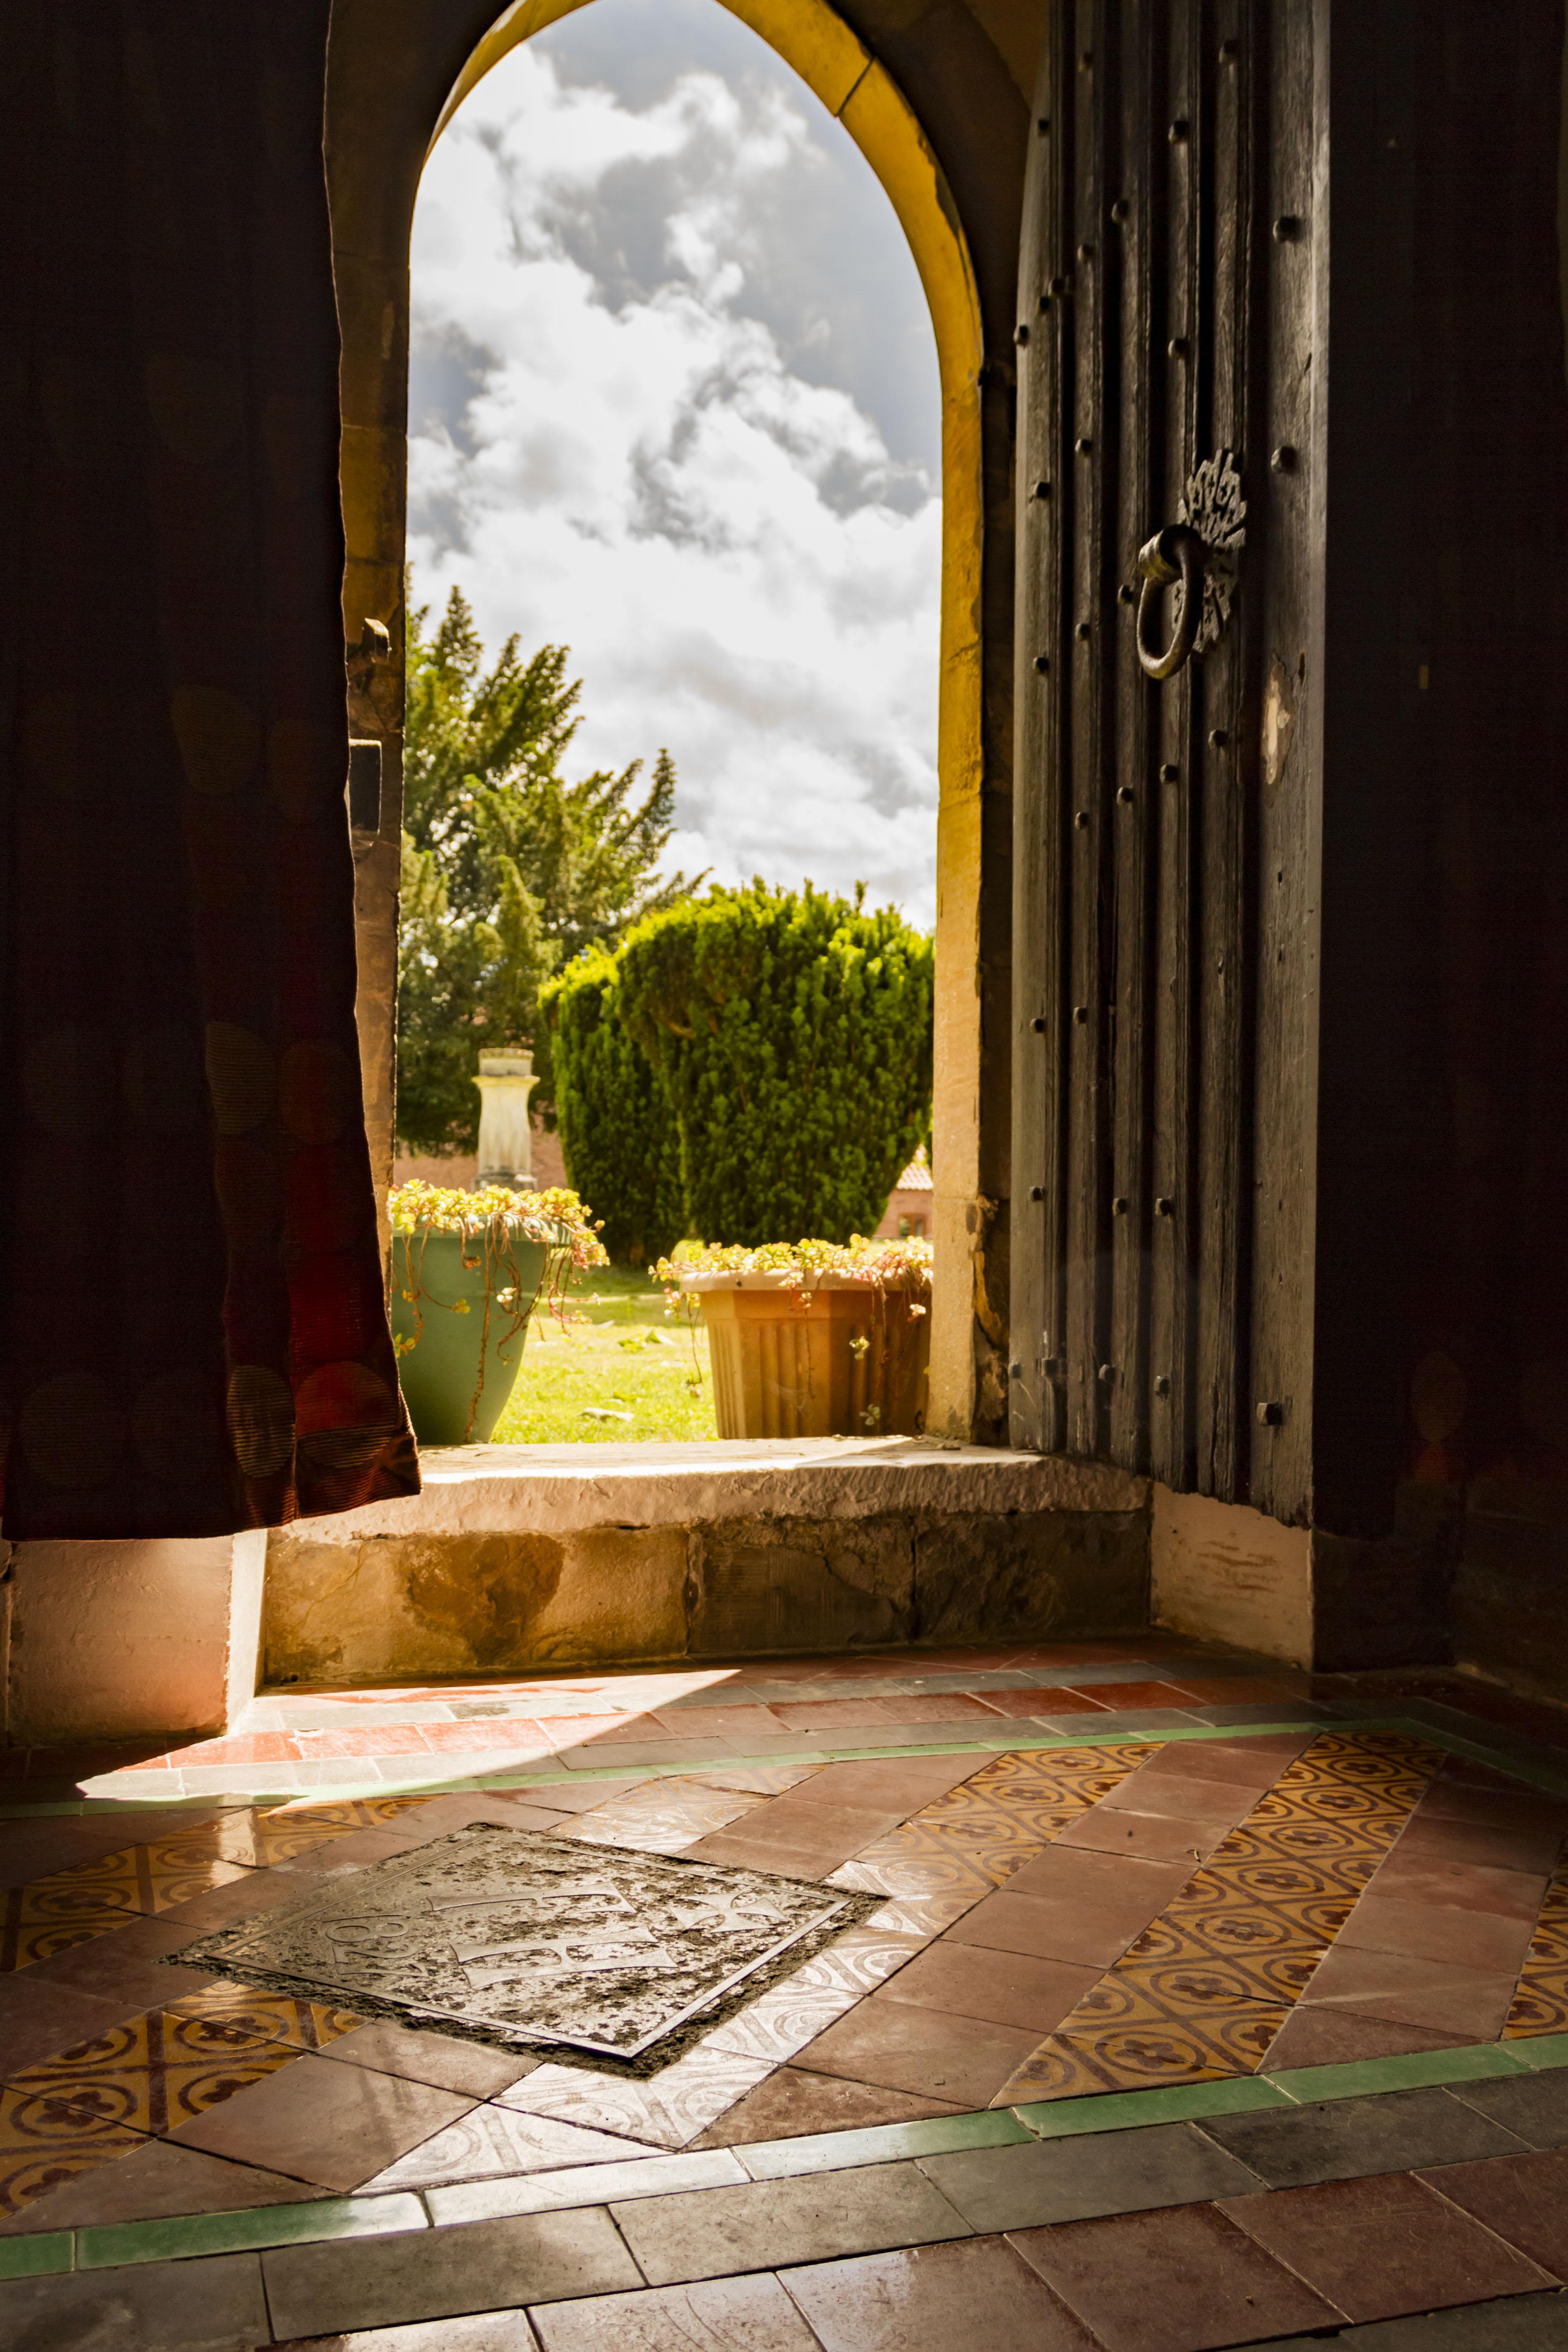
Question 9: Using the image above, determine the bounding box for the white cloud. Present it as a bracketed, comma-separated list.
[406, 2, 941, 925]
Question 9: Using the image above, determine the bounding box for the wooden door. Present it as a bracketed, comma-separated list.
[1010, 0, 1316, 1515]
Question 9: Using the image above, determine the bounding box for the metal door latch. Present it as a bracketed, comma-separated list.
[1135, 449, 1247, 679]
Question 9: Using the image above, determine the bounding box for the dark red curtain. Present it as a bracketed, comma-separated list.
[0, 3, 420, 1537]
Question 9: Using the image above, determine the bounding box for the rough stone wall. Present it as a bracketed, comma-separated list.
[263, 1504, 1149, 1685]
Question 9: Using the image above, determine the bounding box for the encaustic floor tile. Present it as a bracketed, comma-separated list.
[163, 1982, 363, 2054]
[0, 2083, 144, 2220]
[0, 1882, 134, 1975]
[5, 2010, 300, 2136]
[981, 1731, 1446, 2104]
[1504, 1858, 1568, 2037]
[993, 1985, 1290, 2104]
[31, 1845, 253, 1919]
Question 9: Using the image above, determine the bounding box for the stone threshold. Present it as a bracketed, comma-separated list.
[289, 1437, 1147, 1543]
[4, 2031, 1564, 2282]
[263, 1439, 1154, 1691]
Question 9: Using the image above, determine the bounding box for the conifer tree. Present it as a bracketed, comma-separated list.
[397, 586, 695, 1155]
[612, 881, 933, 1246]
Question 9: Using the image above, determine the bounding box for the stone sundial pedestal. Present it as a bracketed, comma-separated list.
[474, 1049, 538, 1191]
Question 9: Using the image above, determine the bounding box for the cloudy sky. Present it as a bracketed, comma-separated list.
[407, 0, 943, 925]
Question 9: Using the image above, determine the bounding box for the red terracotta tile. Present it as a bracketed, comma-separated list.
[1367, 1856, 1547, 1919]
[168, 2052, 476, 2192]
[784, 2239, 1103, 2351]
[1419, 1784, 1568, 1831]
[692, 2067, 964, 2147]
[1062, 1681, 1199, 1710]
[289, 1729, 433, 1761]
[148, 1736, 299, 1769]
[1095, 1771, 1254, 1825]
[1393, 1818, 1565, 1874]
[876, 1943, 1100, 2033]
[1001, 1846, 1191, 1908]
[1334, 1893, 1537, 1976]
[1009, 2201, 1340, 2349]
[1053, 1808, 1227, 1867]
[1298, 1943, 1519, 2039]
[1261, 2006, 1474, 2071]
[1220, 2171, 1553, 2322]
[942, 1889, 1157, 1970]
[1145, 1738, 1309, 1784]
[1417, 2147, 1568, 2279]
[686, 1833, 868, 1882]
[416, 1721, 556, 1755]
[649, 1707, 781, 1742]
[727, 1796, 910, 1848]
[766, 1699, 924, 1730]
[788, 1757, 984, 1811]
[796, 1998, 1041, 2107]
[971, 1690, 1111, 1716]
[538, 1715, 659, 1747]
[866, 1694, 1007, 1724]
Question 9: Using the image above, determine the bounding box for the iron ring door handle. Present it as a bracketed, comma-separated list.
[1135, 524, 1207, 680]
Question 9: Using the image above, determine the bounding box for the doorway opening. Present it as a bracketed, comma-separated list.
[390, 0, 956, 1448]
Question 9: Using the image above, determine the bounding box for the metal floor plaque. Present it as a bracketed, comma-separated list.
[173, 1825, 857, 2061]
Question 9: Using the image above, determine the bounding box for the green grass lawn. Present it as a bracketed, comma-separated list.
[489, 1264, 719, 1444]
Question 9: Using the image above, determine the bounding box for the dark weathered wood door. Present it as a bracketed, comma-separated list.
[1010, 0, 1316, 1515]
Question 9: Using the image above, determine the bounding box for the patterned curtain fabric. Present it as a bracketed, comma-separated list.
[0, 5, 420, 1537]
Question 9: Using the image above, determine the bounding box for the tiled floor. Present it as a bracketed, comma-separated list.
[4, 1632, 1568, 2345]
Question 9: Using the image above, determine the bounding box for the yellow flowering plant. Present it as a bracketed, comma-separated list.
[389, 1179, 608, 1368]
[652, 1233, 932, 1307]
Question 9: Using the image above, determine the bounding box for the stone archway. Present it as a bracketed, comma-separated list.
[325, 0, 1018, 1439]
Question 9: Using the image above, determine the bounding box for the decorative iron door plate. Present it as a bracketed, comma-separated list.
[174, 1825, 860, 2061]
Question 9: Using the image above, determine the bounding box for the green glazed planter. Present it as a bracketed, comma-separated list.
[391, 1223, 551, 1446]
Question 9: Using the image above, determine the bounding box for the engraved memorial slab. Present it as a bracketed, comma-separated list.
[174, 1826, 860, 2061]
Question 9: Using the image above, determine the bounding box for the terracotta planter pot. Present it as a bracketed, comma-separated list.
[681, 1270, 931, 1439]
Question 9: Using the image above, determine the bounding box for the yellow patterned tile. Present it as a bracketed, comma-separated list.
[1505, 1857, 1568, 2037]
[979, 1729, 1438, 2099]
[6, 2010, 299, 2135]
[0, 1881, 131, 1975]
[164, 1810, 364, 1869]
[0, 2085, 143, 2219]
[268, 1797, 432, 1829]
[1122, 1917, 1329, 2006]
[43, 1843, 252, 1917]
[1505, 1969, 1568, 2038]
[165, 1981, 362, 2052]
[994, 1991, 1289, 2104]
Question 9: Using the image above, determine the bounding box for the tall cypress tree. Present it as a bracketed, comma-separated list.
[397, 586, 696, 1155]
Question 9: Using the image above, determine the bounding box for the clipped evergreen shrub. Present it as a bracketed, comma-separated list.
[543, 946, 687, 1264]
[615, 882, 934, 1247]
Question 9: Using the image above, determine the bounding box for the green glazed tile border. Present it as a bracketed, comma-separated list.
[737, 2105, 1032, 2179]
[76, 2190, 427, 2272]
[7, 2033, 1568, 2271]
[1013, 2075, 1293, 2138]
[1263, 2043, 1532, 2104]
[0, 2230, 72, 2280]
[1512, 2033, 1568, 2071]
